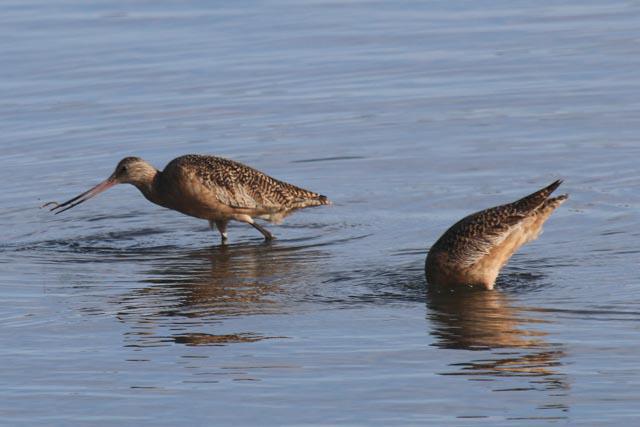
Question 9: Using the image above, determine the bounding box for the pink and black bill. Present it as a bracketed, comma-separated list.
[49, 176, 117, 214]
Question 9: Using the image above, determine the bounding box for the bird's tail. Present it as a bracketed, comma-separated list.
[537, 193, 568, 215]
[317, 194, 331, 205]
[293, 194, 331, 209]
[513, 179, 563, 213]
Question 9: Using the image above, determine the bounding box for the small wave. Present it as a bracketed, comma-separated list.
[292, 156, 365, 163]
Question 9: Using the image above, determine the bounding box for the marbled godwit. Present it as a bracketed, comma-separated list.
[425, 180, 567, 290]
[48, 155, 330, 242]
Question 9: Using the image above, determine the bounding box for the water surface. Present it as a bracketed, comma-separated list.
[2, 0, 640, 425]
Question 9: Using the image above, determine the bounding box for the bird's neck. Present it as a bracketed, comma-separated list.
[132, 170, 163, 206]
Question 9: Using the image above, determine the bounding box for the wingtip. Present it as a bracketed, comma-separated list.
[547, 179, 563, 193]
[555, 178, 563, 186]
[513, 178, 565, 212]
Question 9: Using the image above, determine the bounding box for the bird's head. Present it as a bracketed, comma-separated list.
[112, 157, 157, 185]
[49, 156, 157, 214]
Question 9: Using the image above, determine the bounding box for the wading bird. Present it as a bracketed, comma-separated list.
[48, 155, 330, 242]
[425, 180, 567, 290]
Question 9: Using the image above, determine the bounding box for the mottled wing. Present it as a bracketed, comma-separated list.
[173, 155, 325, 211]
[432, 205, 527, 268]
[432, 180, 563, 268]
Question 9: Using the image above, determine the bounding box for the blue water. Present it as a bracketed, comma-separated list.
[2, 1, 640, 425]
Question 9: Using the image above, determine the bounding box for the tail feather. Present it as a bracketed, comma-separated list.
[317, 194, 331, 206]
[513, 179, 563, 213]
[288, 193, 331, 209]
[301, 194, 331, 208]
[538, 193, 568, 213]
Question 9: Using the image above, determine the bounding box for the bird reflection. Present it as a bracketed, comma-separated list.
[427, 286, 568, 394]
[116, 242, 325, 347]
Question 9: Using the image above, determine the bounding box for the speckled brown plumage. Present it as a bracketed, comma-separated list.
[425, 180, 567, 290]
[49, 154, 331, 243]
[165, 155, 329, 212]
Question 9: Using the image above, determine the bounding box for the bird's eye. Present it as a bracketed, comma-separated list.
[120, 166, 127, 174]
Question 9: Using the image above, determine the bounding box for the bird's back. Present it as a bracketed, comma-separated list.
[160, 154, 329, 220]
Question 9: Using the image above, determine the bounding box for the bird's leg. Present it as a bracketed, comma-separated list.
[249, 222, 274, 241]
[208, 220, 229, 244]
[233, 214, 275, 241]
[215, 220, 229, 244]
[250, 222, 274, 241]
